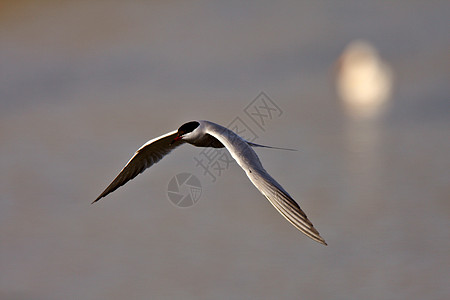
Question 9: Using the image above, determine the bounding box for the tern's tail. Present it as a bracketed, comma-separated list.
[247, 141, 297, 151]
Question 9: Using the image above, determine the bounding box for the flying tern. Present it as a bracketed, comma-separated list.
[94, 120, 327, 245]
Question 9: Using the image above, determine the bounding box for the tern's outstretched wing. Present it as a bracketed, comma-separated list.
[93, 130, 184, 203]
[203, 121, 326, 245]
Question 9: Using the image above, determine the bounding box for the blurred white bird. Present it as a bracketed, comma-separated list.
[336, 40, 393, 119]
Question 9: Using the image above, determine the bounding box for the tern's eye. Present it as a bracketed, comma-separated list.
[178, 121, 200, 134]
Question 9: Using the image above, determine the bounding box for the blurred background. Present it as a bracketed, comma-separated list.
[1, 1, 449, 299]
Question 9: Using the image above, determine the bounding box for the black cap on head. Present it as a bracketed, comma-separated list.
[177, 121, 200, 134]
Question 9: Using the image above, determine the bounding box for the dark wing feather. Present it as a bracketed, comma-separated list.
[93, 130, 184, 203]
[247, 169, 327, 245]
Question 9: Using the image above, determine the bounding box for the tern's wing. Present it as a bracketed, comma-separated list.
[204, 122, 327, 245]
[245, 164, 327, 245]
[93, 130, 184, 203]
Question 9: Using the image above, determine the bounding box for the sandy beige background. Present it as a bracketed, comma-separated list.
[1, 1, 449, 299]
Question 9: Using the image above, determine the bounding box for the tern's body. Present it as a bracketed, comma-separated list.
[94, 120, 326, 245]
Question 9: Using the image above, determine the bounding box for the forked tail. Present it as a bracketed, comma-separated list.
[247, 141, 297, 151]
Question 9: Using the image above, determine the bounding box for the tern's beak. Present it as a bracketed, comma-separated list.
[170, 134, 182, 145]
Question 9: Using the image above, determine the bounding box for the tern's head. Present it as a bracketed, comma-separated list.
[172, 121, 201, 143]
